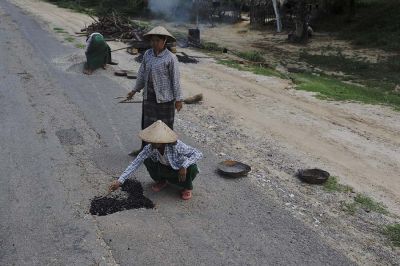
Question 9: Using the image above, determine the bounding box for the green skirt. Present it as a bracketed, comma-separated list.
[144, 159, 199, 190]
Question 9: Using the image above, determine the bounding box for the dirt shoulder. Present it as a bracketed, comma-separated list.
[10, 0, 400, 264]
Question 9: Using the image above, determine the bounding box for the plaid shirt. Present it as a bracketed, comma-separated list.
[118, 140, 202, 184]
[133, 48, 183, 103]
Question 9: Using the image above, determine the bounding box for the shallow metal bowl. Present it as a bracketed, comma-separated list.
[297, 168, 330, 184]
[218, 160, 251, 178]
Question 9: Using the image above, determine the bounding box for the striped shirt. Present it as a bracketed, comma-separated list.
[118, 140, 203, 184]
[133, 48, 183, 103]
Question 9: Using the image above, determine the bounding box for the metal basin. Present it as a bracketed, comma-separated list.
[218, 160, 251, 178]
[297, 168, 330, 184]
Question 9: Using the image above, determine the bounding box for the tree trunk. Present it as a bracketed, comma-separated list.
[292, 0, 308, 43]
[272, 0, 282, 32]
[349, 0, 355, 17]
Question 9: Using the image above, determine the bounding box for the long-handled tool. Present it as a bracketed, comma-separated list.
[114, 93, 203, 104]
[110, 46, 134, 53]
[114, 96, 142, 103]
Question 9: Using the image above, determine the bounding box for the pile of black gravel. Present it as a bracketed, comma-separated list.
[176, 54, 198, 64]
[90, 180, 154, 216]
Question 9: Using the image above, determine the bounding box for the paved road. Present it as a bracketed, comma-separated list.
[0, 1, 352, 265]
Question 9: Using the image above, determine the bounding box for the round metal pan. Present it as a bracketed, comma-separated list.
[297, 168, 330, 184]
[218, 160, 251, 178]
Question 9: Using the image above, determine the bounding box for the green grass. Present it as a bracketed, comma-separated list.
[45, 0, 93, 14]
[217, 52, 400, 110]
[217, 59, 284, 79]
[341, 194, 389, 215]
[64, 36, 75, 42]
[236, 51, 265, 62]
[382, 224, 400, 247]
[132, 20, 151, 31]
[291, 72, 400, 110]
[341, 201, 358, 215]
[323, 176, 353, 193]
[300, 52, 400, 89]
[54, 27, 67, 34]
[75, 43, 86, 49]
[201, 41, 224, 52]
[354, 194, 388, 214]
[316, 0, 400, 51]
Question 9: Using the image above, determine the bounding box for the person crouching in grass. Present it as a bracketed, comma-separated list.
[109, 120, 202, 200]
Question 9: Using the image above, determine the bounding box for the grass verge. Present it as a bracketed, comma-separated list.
[354, 194, 389, 214]
[54, 27, 67, 34]
[300, 52, 400, 90]
[201, 41, 224, 52]
[236, 51, 265, 62]
[217, 59, 284, 79]
[217, 58, 400, 110]
[75, 43, 86, 49]
[382, 224, 400, 247]
[45, 0, 93, 14]
[316, 0, 400, 51]
[323, 176, 353, 193]
[291, 72, 400, 110]
[341, 201, 358, 215]
[64, 36, 75, 42]
[340, 194, 388, 215]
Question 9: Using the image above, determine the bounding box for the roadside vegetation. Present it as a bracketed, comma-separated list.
[201, 41, 224, 52]
[317, 0, 400, 51]
[341, 194, 388, 215]
[383, 224, 400, 247]
[217, 59, 284, 79]
[315, 176, 397, 246]
[236, 51, 265, 63]
[216, 56, 400, 110]
[323, 176, 353, 193]
[291, 72, 400, 110]
[45, 0, 146, 16]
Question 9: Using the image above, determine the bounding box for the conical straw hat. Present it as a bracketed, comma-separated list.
[143, 26, 176, 42]
[139, 120, 178, 144]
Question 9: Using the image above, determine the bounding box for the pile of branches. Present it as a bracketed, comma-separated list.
[81, 12, 145, 41]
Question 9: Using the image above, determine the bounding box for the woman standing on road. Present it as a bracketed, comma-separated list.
[126, 26, 183, 156]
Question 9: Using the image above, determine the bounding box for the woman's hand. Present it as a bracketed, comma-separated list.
[175, 101, 183, 112]
[109, 180, 121, 192]
[178, 168, 187, 182]
[126, 91, 136, 100]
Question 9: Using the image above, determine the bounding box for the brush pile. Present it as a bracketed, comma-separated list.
[81, 12, 146, 41]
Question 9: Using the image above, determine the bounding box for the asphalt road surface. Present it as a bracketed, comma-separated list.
[0, 1, 352, 265]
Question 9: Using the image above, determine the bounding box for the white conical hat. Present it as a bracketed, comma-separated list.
[139, 120, 178, 144]
[143, 26, 176, 42]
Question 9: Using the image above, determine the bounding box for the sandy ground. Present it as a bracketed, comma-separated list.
[9, 0, 400, 263]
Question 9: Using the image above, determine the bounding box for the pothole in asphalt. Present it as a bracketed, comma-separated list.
[55, 128, 84, 145]
[90, 180, 154, 216]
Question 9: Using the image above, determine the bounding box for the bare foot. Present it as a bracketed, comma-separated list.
[102, 64, 106, 70]
[83, 68, 93, 75]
